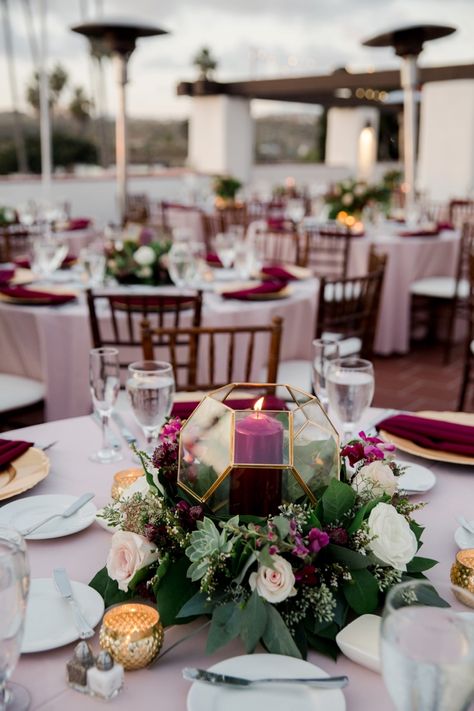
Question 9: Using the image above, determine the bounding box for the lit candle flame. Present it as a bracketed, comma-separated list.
[253, 397, 264, 416]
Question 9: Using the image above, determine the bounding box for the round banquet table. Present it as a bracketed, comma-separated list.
[2, 408, 473, 710]
[0, 279, 319, 421]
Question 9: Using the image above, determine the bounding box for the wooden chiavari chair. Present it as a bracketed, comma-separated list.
[458, 250, 474, 411]
[301, 224, 352, 279]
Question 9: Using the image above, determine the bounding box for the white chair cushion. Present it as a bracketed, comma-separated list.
[409, 276, 469, 299]
[0, 374, 45, 413]
[324, 282, 362, 301]
[322, 334, 362, 357]
[471, 340, 474, 355]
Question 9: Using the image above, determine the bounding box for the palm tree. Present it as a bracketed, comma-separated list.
[193, 47, 217, 80]
[69, 87, 93, 129]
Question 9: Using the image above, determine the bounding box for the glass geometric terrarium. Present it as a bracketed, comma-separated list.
[177, 383, 340, 517]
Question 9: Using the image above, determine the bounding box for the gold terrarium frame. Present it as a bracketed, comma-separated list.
[177, 383, 340, 510]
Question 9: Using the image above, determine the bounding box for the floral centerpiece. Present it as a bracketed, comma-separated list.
[213, 175, 242, 208]
[105, 238, 172, 286]
[0, 207, 17, 228]
[325, 179, 390, 221]
[91, 418, 436, 660]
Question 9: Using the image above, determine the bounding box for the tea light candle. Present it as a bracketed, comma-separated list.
[111, 468, 144, 500]
[99, 603, 164, 670]
[451, 549, 474, 604]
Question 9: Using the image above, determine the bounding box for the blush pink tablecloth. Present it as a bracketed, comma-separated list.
[2, 409, 473, 710]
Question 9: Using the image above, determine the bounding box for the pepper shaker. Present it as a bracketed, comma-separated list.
[87, 650, 124, 699]
[66, 640, 95, 692]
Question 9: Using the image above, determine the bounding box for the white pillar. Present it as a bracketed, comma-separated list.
[39, 0, 52, 198]
[188, 95, 253, 183]
[418, 80, 474, 200]
[325, 107, 379, 176]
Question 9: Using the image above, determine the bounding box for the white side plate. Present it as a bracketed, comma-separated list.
[396, 460, 436, 495]
[454, 521, 474, 549]
[187, 654, 346, 711]
[22, 578, 104, 653]
[335, 614, 381, 673]
[0, 494, 97, 540]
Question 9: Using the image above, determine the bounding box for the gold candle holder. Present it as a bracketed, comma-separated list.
[111, 468, 144, 500]
[450, 549, 474, 607]
[99, 603, 163, 670]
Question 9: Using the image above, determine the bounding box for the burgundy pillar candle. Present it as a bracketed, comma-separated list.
[230, 398, 284, 516]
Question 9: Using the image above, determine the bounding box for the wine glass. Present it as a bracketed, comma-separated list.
[326, 357, 374, 441]
[89, 347, 122, 463]
[167, 242, 195, 287]
[285, 198, 305, 224]
[214, 232, 236, 269]
[30, 234, 67, 280]
[126, 361, 175, 453]
[0, 527, 30, 711]
[79, 249, 106, 287]
[311, 338, 340, 410]
[381, 580, 474, 711]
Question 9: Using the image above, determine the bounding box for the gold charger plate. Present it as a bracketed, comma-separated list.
[243, 285, 292, 301]
[379, 410, 474, 466]
[0, 448, 50, 501]
[0, 286, 77, 306]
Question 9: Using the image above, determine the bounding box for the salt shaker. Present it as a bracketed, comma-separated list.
[66, 640, 95, 691]
[87, 650, 124, 699]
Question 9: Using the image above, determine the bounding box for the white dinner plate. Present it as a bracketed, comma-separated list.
[187, 654, 346, 711]
[454, 520, 474, 549]
[396, 460, 436, 495]
[22, 578, 104, 653]
[0, 494, 97, 540]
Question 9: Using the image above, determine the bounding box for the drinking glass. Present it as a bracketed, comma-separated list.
[126, 361, 175, 453]
[79, 249, 106, 287]
[285, 198, 305, 223]
[89, 347, 122, 463]
[381, 580, 474, 711]
[326, 357, 374, 440]
[311, 338, 340, 410]
[0, 528, 30, 711]
[214, 232, 236, 269]
[167, 242, 195, 287]
[30, 234, 67, 279]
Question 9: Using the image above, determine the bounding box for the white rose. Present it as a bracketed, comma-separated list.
[248, 554, 297, 603]
[367, 503, 418, 571]
[352, 461, 398, 498]
[133, 245, 156, 266]
[106, 531, 159, 591]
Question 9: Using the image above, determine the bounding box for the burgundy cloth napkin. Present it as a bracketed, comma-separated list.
[0, 438, 33, 469]
[0, 285, 76, 305]
[318, 228, 365, 238]
[14, 254, 77, 269]
[398, 228, 440, 238]
[377, 414, 474, 457]
[267, 217, 288, 231]
[64, 218, 91, 231]
[0, 268, 14, 285]
[437, 221, 455, 231]
[220, 279, 287, 300]
[172, 396, 288, 420]
[206, 252, 222, 266]
[261, 265, 299, 281]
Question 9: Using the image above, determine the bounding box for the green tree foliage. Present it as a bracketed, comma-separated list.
[69, 87, 93, 127]
[26, 63, 69, 112]
[0, 132, 98, 174]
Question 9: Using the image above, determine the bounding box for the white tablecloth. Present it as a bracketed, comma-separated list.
[2, 409, 472, 710]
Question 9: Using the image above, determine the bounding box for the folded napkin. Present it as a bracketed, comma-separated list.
[0, 438, 33, 470]
[206, 252, 222, 266]
[172, 396, 288, 420]
[110, 295, 195, 310]
[437, 221, 455, 231]
[261, 264, 304, 281]
[0, 268, 14, 285]
[14, 254, 77, 269]
[220, 279, 287, 300]
[377, 414, 474, 457]
[0, 285, 77, 305]
[267, 217, 288, 231]
[64, 218, 91, 231]
[398, 228, 440, 238]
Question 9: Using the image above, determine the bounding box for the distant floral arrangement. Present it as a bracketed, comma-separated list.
[325, 179, 391, 220]
[0, 207, 17, 227]
[105, 237, 172, 286]
[91, 423, 436, 660]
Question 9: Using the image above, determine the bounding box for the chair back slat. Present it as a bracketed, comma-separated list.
[302, 226, 352, 279]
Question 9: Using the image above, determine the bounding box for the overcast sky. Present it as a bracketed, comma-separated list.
[0, 0, 473, 120]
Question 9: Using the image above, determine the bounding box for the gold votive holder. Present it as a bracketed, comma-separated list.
[450, 549, 474, 607]
[99, 603, 164, 670]
[111, 468, 144, 500]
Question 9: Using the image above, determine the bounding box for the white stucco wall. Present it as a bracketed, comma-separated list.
[325, 107, 380, 174]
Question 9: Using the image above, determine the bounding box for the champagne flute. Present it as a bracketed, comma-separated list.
[381, 580, 474, 711]
[126, 361, 175, 453]
[311, 338, 340, 410]
[326, 357, 374, 441]
[89, 347, 122, 463]
[0, 528, 30, 711]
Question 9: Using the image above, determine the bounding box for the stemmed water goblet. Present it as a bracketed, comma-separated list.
[126, 361, 175, 454]
[381, 580, 474, 711]
[29, 233, 68, 280]
[214, 232, 236, 269]
[311, 338, 340, 410]
[89, 347, 122, 463]
[326, 357, 374, 441]
[0, 527, 30, 711]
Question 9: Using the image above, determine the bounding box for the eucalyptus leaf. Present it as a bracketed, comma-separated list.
[328, 543, 373, 569]
[343, 569, 379, 614]
[206, 603, 242, 654]
[154, 556, 197, 626]
[176, 591, 216, 619]
[322, 479, 356, 524]
[262, 605, 302, 658]
[406, 556, 438, 573]
[272, 515, 290, 539]
[241, 590, 268, 653]
[257, 545, 277, 570]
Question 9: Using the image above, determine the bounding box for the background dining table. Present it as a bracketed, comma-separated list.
[2, 407, 472, 710]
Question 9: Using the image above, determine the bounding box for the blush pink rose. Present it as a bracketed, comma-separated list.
[106, 530, 159, 592]
[249, 554, 297, 603]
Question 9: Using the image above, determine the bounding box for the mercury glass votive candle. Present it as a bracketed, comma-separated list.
[111, 468, 144, 500]
[451, 549, 474, 605]
[99, 603, 163, 670]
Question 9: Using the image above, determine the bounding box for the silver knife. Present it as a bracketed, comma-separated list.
[53, 568, 95, 639]
[182, 668, 348, 689]
[112, 412, 137, 446]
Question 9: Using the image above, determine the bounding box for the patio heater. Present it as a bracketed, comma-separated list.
[363, 25, 455, 220]
[71, 19, 168, 224]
